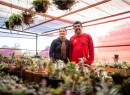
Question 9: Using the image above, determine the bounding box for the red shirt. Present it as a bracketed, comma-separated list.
[69, 33, 94, 65]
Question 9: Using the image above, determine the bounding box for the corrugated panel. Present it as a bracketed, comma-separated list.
[0, 0, 130, 35]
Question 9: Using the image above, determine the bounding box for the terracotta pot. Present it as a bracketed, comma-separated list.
[23, 70, 33, 83]
[33, 72, 46, 83]
[23, 14, 32, 25]
[104, 67, 127, 75]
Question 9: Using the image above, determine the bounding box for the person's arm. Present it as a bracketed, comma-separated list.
[86, 36, 94, 65]
[69, 38, 73, 61]
[49, 40, 55, 59]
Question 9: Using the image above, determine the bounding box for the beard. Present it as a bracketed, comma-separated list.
[75, 28, 81, 35]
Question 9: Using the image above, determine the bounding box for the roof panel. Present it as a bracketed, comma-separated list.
[0, 0, 130, 35]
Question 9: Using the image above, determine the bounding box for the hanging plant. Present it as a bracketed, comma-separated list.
[22, 12, 34, 25]
[8, 14, 22, 27]
[33, 0, 50, 13]
[52, 0, 77, 10]
[5, 13, 22, 29]
[9, 13, 22, 26]
[5, 20, 14, 29]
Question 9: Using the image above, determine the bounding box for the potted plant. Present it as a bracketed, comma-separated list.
[52, 0, 77, 10]
[33, 0, 50, 13]
[22, 12, 34, 25]
[8, 13, 22, 26]
[5, 13, 22, 29]
[5, 20, 14, 29]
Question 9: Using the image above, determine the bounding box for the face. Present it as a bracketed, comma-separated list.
[73, 24, 83, 35]
[59, 28, 67, 38]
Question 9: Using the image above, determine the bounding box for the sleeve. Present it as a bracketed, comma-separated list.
[67, 40, 70, 60]
[49, 40, 55, 59]
[69, 38, 73, 61]
[86, 36, 94, 65]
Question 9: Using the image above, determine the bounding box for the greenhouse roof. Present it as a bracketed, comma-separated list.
[0, 0, 130, 36]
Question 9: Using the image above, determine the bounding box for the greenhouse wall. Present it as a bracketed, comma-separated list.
[0, 18, 130, 63]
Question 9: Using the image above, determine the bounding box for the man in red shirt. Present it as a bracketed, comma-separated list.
[69, 21, 94, 65]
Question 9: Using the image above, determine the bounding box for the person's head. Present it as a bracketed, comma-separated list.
[59, 27, 67, 38]
[73, 21, 83, 35]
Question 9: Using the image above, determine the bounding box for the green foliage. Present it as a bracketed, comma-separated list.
[48, 63, 55, 77]
[75, 82, 93, 95]
[60, 74, 73, 89]
[52, 0, 77, 10]
[65, 62, 77, 75]
[0, 64, 5, 71]
[33, 0, 50, 8]
[6, 13, 22, 29]
[0, 53, 3, 62]
[0, 74, 27, 95]
[48, 87, 62, 95]
[9, 13, 22, 24]
[23, 12, 35, 17]
[53, 69, 60, 79]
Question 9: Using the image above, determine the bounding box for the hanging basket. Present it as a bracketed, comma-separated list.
[8, 13, 22, 27]
[23, 13, 33, 25]
[35, 3, 48, 13]
[53, 0, 76, 10]
[33, 0, 49, 13]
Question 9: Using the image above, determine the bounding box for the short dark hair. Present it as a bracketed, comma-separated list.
[73, 21, 82, 27]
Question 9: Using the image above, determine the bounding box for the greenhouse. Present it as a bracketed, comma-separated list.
[0, 0, 130, 95]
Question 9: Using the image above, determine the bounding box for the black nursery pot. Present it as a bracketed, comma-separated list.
[42, 75, 50, 86]
[8, 70, 22, 78]
[49, 78, 64, 88]
[0, 91, 12, 95]
[5, 21, 14, 29]
[122, 82, 130, 95]
[111, 74, 129, 84]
